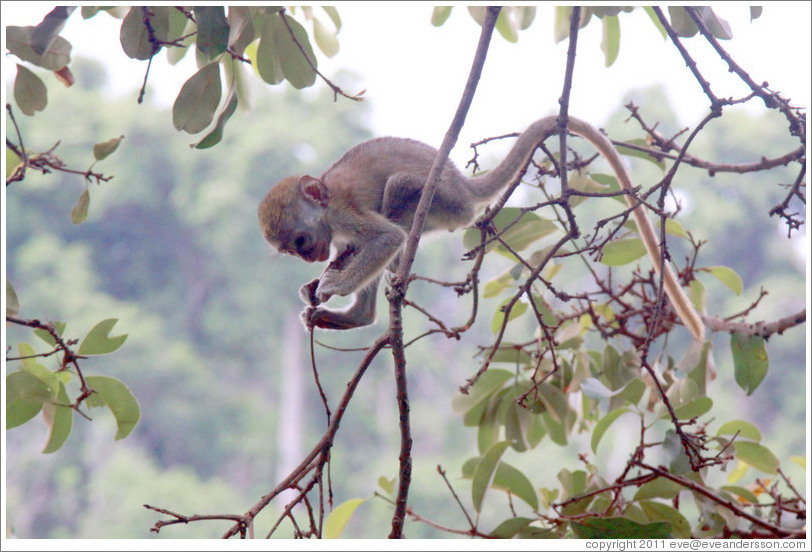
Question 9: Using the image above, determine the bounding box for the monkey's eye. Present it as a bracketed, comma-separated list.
[292, 234, 310, 253]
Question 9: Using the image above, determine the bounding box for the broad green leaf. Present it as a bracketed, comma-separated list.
[194, 6, 229, 59]
[21, 361, 60, 396]
[497, 217, 559, 254]
[226, 6, 255, 57]
[14, 64, 48, 116]
[193, 87, 238, 149]
[591, 407, 630, 454]
[572, 517, 672, 539]
[730, 334, 768, 395]
[85, 375, 140, 440]
[720, 485, 759, 504]
[734, 441, 779, 474]
[31, 7, 75, 55]
[538, 383, 569, 423]
[600, 15, 619, 66]
[665, 218, 689, 239]
[717, 420, 761, 442]
[71, 189, 90, 224]
[6, 147, 23, 180]
[617, 378, 646, 406]
[479, 400, 501, 453]
[312, 17, 339, 58]
[491, 299, 528, 334]
[694, 6, 732, 40]
[431, 6, 453, 26]
[553, 6, 572, 42]
[639, 500, 690, 538]
[705, 265, 743, 296]
[483, 270, 514, 298]
[93, 135, 124, 161]
[451, 368, 512, 415]
[600, 238, 647, 266]
[487, 344, 532, 365]
[472, 441, 511, 512]
[42, 383, 73, 453]
[490, 461, 539, 510]
[120, 7, 167, 59]
[671, 396, 713, 420]
[172, 62, 222, 134]
[494, 9, 519, 43]
[324, 498, 366, 539]
[726, 460, 750, 484]
[491, 517, 534, 538]
[668, 7, 698, 37]
[644, 6, 668, 39]
[580, 377, 614, 401]
[6, 26, 72, 70]
[33, 321, 66, 346]
[6, 371, 50, 429]
[322, 7, 342, 31]
[6, 280, 20, 317]
[78, 318, 128, 355]
[275, 14, 317, 89]
[633, 478, 682, 500]
[254, 15, 284, 84]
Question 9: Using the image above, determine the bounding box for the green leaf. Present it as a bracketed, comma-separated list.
[6, 147, 23, 180]
[633, 478, 682, 500]
[324, 498, 366, 539]
[6, 280, 20, 317]
[172, 62, 222, 134]
[193, 87, 238, 149]
[431, 6, 453, 26]
[451, 369, 512, 415]
[312, 17, 339, 58]
[670, 396, 713, 421]
[497, 216, 560, 254]
[553, 6, 572, 42]
[580, 377, 615, 401]
[14, 64, 48, 116]
[21, 361, 60, 396]
[6, 26, 72, 70]
[600, 15, 619, 66]
[730, 334, 769, 395]
[322, 6, 342, 31]
[71, 189, 90, 225]
[275, 14, 317, 89]
[643, 6, 668, 39]
[85, 375, 140, 440]
[119, 7, 166, 60]
[704, 265, 743, 296]
[494, 9, 519, 43]
[226, 6, 255, 57]
[254, 14, 284, 84]
[639, 500, 690, 538]
[490, 461, 539, 510]
[472, 441, 511, 512]
[720, 485, 759, 504]
[591, 407, 630, 454]
[33, 322, 66, 346]
[194, 6, 230, 59]
[78, 318, 128, 355]
[667, 7, 697, 37]
[600, 238, 647, 266]
[734, 441, 779, 474]
[539, 383, 569, 423]
[717, 420, 761, 443]
[31, 7, 75, 55]
[491, 299, 528, 334]
[572, 517, 672, 539]
[6, 371, 49, 429]
[42, 383, 73, 453]
[491, 517, 534, 538]
[93, 135, 125, 161]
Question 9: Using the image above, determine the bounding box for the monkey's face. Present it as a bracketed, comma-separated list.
[259, 176, 333, 263]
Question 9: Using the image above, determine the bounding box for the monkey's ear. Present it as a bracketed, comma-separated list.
[299, 176, 330, 207]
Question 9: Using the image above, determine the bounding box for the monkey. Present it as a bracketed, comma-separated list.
[258, 116, 706, 341]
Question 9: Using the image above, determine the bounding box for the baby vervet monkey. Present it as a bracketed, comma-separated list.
[258, 116, 705, 340]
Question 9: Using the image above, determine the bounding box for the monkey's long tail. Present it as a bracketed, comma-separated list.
[471, 115, 706, 341]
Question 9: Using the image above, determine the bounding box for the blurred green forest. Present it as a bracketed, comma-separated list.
[5, 57, 806, 538]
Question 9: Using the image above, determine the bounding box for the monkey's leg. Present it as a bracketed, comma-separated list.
[304, 276, 381, 330]
[382, 173, 474, 231]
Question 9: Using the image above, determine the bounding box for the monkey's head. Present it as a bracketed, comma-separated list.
[258, 175, 333, 263]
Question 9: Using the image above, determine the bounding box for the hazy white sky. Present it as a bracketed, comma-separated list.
[3, 2, 810, 168]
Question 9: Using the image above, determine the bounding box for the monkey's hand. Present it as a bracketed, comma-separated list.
[299, 278, 322, 306]
[313, 270, 346, 303]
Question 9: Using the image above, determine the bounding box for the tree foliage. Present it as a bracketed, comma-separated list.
[4, 4, 807, 541]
